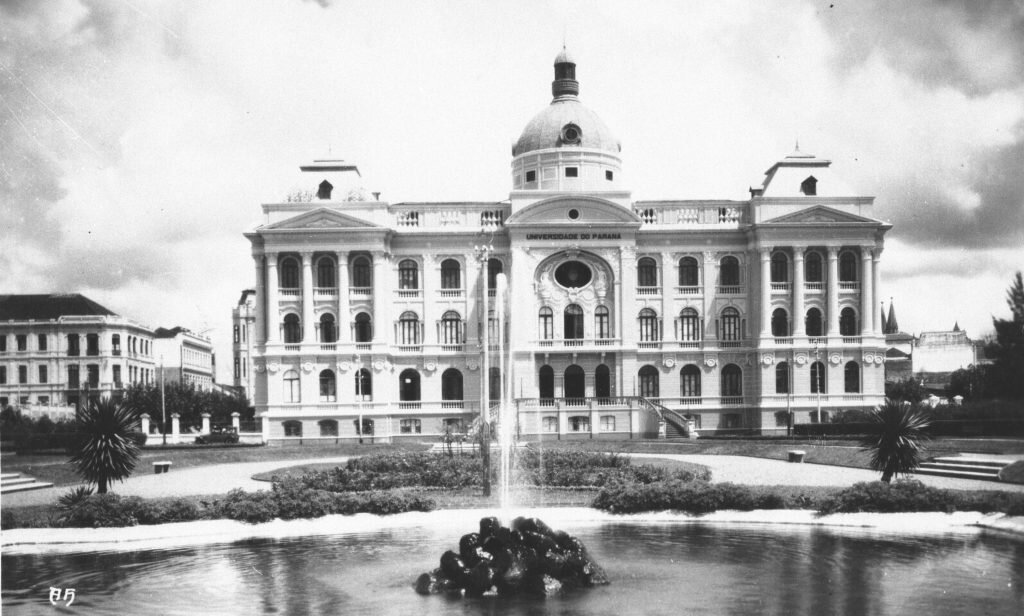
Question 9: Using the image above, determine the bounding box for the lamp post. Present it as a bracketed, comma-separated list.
[475, 241, 492, 498]
[160, 355, 167, 446]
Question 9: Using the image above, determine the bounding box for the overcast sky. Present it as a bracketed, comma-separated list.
[2, 0, 1022, 382]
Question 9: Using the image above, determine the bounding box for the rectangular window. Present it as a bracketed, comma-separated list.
[113, 365, 121, 386]
[19, 396, 29, 406]
[16, 335, 27, 351]
[18, 365, 28, 384]
[400, 418, 422, 434]
[565, 167, 578, 177]
[525, 170, 536, 183]
[0, 366, 5, 384]
[605, 170, 614, 181]
[38, 365, 47, 384]
[234, 325, 240, 343]
[38, 395, 49, 406]
[600, 415, 615, 432]
[234, 358, 241, 379]
[86, 334, 99, 356]
[0, 335, 6, 352]
[569, 416, 589, 432]
[0, 396, 7, 407]
[67, 365, 79, 388]
[37, 334, 47, 351]
[86, 364, 99, 388]
[542, 416, 558, 433]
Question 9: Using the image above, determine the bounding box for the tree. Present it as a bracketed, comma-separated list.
[122, 382, 251, 432]
[884, 377, 927, 404]
[69, 398, 141, 494]
[861, 399, 932, 483]
[987, 271, 1024, 399]
[947, 364, 992, 400]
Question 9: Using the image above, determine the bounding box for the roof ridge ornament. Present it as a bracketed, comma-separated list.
[552, 46, 579, 99]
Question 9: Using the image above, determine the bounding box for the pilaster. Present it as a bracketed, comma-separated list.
[792, 248, 805, 337]
[266, 253, 280, 343]
[860, 247, 874, 337]
[301, 252, 315, 344]
[827, 247, 840, 336]
[337, 252, 350, 342]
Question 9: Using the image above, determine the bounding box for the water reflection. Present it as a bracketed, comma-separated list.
[3, 523, 1022, 615]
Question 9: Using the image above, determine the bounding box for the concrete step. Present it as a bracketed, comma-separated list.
[912, 467, 1003, 481]
[919, 461, 1004, 475]
[0, 472, 21, 481]
[1, 481, 54, 494]
[1, 477, 37, 487]
[931, 457, 1010, 469]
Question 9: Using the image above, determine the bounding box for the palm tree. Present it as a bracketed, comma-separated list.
[861, 399, 932, 483]
[69, 397, 141, 493]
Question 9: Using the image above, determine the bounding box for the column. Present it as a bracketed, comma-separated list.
[860, 248, 874, 337]
[792, 248, 805, 337]
[759, 248, 772, 337]
[620, 246, 636, 343]
[231, 412, 241, 432]
[336, 252, 350, 342]
[253, 255, 266, 344]
[422, 255, 436, 344]
[872, 248, 882, 336]
[466, 254, 481, 345]
[201, 412, 211, 434]
[266, 253, 280, 343]
[140, 413, 151, 435]
[301, 252, 316, 344]
[372, 251, 391, 345]
[827, 247, 840, 336]
[703, 251, 719, 341]
[171, 413, 181, 441]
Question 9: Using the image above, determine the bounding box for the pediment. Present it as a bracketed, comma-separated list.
[764, 205, 879, 225]
[264, 208, 381, 231]
[506, 196, 641, 227]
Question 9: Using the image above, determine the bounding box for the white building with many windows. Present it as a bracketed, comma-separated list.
[245, 49, 890, 443]
[0, 294, 156, 412]
[232, 289, 258, 400]
[153, 327, 216, 392]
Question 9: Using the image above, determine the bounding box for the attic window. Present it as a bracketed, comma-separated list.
[526, 170, 536, 183]
[800, 176, 817, 196]
[565, 167, 578, 178]
[605, 170, 614, 181]
[317, 180, 334, 200]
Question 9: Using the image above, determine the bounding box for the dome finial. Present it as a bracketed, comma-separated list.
[552, 46, 579, 99]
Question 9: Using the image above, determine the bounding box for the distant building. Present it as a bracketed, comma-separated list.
[0, 294, 155, 410]
[153, 327, 215, 391]
[883, 299, 980, 389]
[232, 289, 257, 401]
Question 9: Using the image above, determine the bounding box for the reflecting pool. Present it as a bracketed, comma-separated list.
[4, 516, 1023, 615]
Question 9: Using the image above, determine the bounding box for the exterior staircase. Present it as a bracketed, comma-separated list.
[913, 457, 1010, 482]
[1, 472, 54, 494]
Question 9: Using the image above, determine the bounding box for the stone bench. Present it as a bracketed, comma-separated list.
[787, 450, 806, 463]
[153, 461, 173, 474]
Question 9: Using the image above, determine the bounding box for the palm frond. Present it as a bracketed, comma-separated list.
[68, 398, 141, 493]
[860, 399, 932, 482]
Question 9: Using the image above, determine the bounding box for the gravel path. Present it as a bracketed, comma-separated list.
[4, 452, 1022, 509]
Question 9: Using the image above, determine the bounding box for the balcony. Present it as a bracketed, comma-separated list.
[717, 285, 744, 295]
[804, 282, 824, 292]
[440, 344, 464, 353]
[720, 396, 744, 406]
[842, 336, 862, 344]
[636, 286, 661, 296]
[349, 287, 372, 297]
[674, 285, 701, 296]
[396, 289, 422, 299]
[531, 337, 620, 349]
[283, 344, 301, 352]
[320, 343, 337, 351]
[279, 288, 301, 298]
[773, 337, 793, 345]
[770, 282, 791, 293]
[315, 287, 338, 298]
[839, 281, 860, 291]
[637, 341, 662, 350]
[438, 289, 464, 299]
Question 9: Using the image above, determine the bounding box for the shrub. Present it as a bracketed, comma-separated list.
[213, 485, 438, 524]
[58, 493, 161, 527]
[155, 497, 202, 523]
[215, 489, 279, 524]
[816, 479, 1024, 515]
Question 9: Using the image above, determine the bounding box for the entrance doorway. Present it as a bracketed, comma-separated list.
[564, 365, 585, 401]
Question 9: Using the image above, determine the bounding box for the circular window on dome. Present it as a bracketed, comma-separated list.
[561, 123, 582, 145]
[567, 208, 580, 220]
[554, 260, 593, 288]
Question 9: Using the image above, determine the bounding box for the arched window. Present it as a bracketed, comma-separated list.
[539, 365, 554, 403]
[318, 419, 338, 437]
[839, 251, 858, 282]
[283, 369, 300, 403]
[805, 252, 823, 283]
[399, 311, 420, 345]
[564, 304, 584, 340]
[595, 306, 611, 339]
[595, 364, 611, 399]
[678, 257, 699, 287]
[844, 361, 860, 393]
[720, 307, 741, 342]
[538, 307, 554, 340]
[771, 252, 788, 283]
[840, 307, 857, 336]
[811, 361, 826, 394]
[280, 256, 300, 289]
[399, 369, 421, 402]
[721, 364, 743, 397]
[354, 312, 372, 342]
[283, 314, 302, 343]
[564, 365, 585, 400]
[441, 311, 463, 345]
[351, 256, 372, 288]
[319, 369, 336, 402]
[283, 420, 302, 437]
[320, 314, 337, 343]
[487, 258, 503, 289]
[720, 256, 740, 286]
[398, 259, 419, 289]
[680, 308, 701, 341]
[637, 257, 658, 287]
[639, 308, 659, 342]
[681, 364, 701, 397]
[440, 259, 461, 289]
[776, 362, 790, 394]
[806, 308, 823, 337]
[771, 308, 789, 337]
[638, 365, 659, 398]
[316, 256, 336, 288]
[355, 368, 372, 400]
[441, 368, 463, 402]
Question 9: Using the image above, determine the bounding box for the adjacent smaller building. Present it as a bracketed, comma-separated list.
[0, 294, 156, 411]
[231, 289, 257, 400]
[152, 327, 216, 391]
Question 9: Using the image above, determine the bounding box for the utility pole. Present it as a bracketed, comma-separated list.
[476, 242, 491, 497]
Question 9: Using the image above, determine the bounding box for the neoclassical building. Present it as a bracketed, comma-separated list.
[245, 49, 890, 443]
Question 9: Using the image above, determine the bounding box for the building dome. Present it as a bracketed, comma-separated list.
[512, 48, 620, 157]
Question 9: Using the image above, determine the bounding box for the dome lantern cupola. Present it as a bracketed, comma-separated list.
[552, 46, 579, 99]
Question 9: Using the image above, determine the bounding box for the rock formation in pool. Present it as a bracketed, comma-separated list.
[415, 516, 610, 598]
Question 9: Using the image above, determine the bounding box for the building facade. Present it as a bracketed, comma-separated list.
[0, 294, 156, 411]
[245, 50, 891, 443]
[153, 327, 216, 391]
[232, 289, 258, 400]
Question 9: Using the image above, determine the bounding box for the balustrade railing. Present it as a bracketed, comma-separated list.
[675, 285, 701, 295]
[717, 285, 743, 295]
[636, 286, 661, 296]
[839, 281, 860, 291]
[314, 287, 337, 297]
